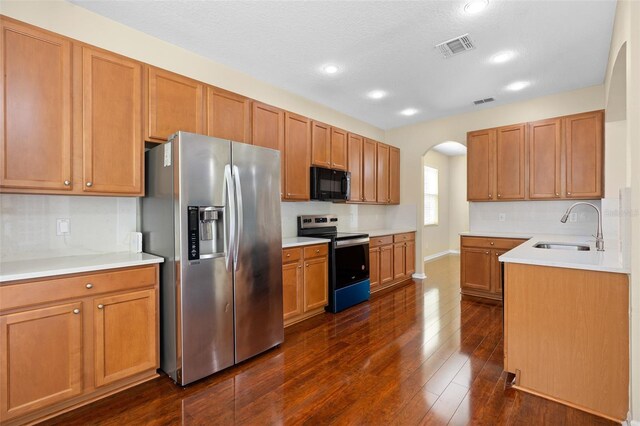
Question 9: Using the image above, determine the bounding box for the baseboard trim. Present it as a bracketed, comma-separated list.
[424, 250, 460, 262]
[412, 273, 427, 280]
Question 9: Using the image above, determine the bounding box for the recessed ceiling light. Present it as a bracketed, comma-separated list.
[321, 64, 339, 75]
[505, 81, 531, 91]
[464, 0, 489, 14]
[400, 108, 419, 116]
[491, 50, 516, 64]
[367, 90, 388, 100]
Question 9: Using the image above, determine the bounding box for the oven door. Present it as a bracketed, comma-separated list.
[334, 239, 369, 289]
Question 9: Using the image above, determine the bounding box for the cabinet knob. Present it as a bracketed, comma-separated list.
[567, 192, 571, 195]
[496, 252, 499, 256]
[86, 182, 93, 187]
[73, 308, 80, 314]
[97, 304, 104, 309]
[286, 253, 291, 257]
[488, 194, 492, 199]
[305, 263, 309, 267]
[315, 249, 320, 253]
[490, 242, 494, 245]
[485, 251, 489, 255]
[297, 265, 302, 269]
[64, 180, 71, 186]
[287, 193, 291, 196]
[555, 192, 560, 197]
[497, 194, 501, 198]
[86, 283, 93, 289]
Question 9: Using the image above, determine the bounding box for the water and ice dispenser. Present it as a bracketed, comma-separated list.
[187, 206, 225, 260]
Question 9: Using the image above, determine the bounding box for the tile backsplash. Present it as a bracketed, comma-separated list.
[0, 194, 137, 261]
[469, 200, 603, 236]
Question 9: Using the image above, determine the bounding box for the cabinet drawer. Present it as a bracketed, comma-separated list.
[393, 232, 415, 243]
[282, 247, 303, 263]
[370, 235, 393, 247]
[303, 244, 328, 259]
[461, 236, 526, 250]
[0, 266, 158, 312]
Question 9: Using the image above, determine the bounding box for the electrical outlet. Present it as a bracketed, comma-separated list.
[56, 218, 70, 236]
[569, 213, 578, 223]
[498, 213, 506, 222]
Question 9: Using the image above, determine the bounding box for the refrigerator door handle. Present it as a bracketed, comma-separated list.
[232, 165, 243, 271]
[224, 164, 236, 271]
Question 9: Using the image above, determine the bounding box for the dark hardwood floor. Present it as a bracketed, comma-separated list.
[44, 255, 615, 425]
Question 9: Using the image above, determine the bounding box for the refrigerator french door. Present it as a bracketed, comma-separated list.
[142, 132, 283, 386]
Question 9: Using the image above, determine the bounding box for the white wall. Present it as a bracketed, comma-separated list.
[448, 155, 469, 250]
[0, 194, 136, 261]
[386, 84, 606, 276]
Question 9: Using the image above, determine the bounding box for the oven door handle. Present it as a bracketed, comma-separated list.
[334, 237, 370, 248]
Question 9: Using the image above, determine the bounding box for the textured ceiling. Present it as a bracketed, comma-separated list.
[69, 0, 616, 130]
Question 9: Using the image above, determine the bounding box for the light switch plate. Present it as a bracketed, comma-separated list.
[56, 218, 70, 236]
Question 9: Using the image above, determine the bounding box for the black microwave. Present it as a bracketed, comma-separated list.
[310, 166, 351, 201]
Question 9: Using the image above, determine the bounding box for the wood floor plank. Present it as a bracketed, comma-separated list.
[41, 255, 617, 426]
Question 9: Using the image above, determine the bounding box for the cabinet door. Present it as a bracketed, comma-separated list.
[492, 250, 507, 294]
[145, 67, 204, 143]
[405, 240, 415, 276]
[330, 127, 348, 171]
[347, 133, 363, 202]
[1, 20, 72, 191]
[304, 256, 328, 312]
[207, 86, 251, 143]
[376, 143, 390, 203]
[369, 247, 380, 289]
[252, 101, 285, 197]
[564, 111, 603, 199]
[0, 303, 82, 421]
[283, 112, 310, 201]
[311, 121, 330, 167]
[529, 118, 562, 199]
[389, 146, 400, 204]
[94, 289, 157, 387]
[379, 245, 394, 285]
[282, 261, 303, 321]
[81, 47, 143, 195]
[363, 138, 377, 202]
[467, 129, 495, 201]
[460, 248, 492, 292]
[393, 243, 405, 280]
[495, 124, 526, 200]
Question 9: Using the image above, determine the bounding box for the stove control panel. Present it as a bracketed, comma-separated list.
[298, 214, 338, 229]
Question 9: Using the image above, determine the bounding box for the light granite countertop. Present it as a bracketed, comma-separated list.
[282, 237, 331, 249]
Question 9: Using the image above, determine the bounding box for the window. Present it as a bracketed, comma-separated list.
[424, 166, 438, 225]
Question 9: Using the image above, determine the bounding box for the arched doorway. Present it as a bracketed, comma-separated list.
[421, 141, 468, 270]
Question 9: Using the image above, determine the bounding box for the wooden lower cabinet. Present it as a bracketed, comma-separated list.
[0, 265, 159, 425]
[370, 232, 415, 294]
[282, 244, 328, 326]
[504, 263, 628, 421]
[460, 236, 527, 301]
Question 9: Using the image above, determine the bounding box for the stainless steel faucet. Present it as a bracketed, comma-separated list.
[560, 202, 604, 251]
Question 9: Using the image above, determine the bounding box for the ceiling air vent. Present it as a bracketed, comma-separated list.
[436, 34, 475, 58]
[473, 97, 495, 105]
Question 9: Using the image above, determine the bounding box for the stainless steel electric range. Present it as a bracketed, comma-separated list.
[297, 215, 370, 313]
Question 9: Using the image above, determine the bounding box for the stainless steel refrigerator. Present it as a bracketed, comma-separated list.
[142, 132, 283, 386]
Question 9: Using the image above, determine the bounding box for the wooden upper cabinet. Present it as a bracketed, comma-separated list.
[311, 121, 331, 168]
[330, 128, 348, 171]
[93, 289, 157, 387]
[207, 86, 251, 143]
[564, 111, 603, 199]
[389, 146, 400, 204]
[252, 102, 285, 196]
[495, 124, 526, 200]
[376, 143, 390, 203]
[145, 67, 204, 143]
[467, 129, 495, 201]
[1, 19, 72, 191]
[347, 133, 363, 202]
[81, 46, 143, 195]
[363, 138, 377, 202]
[0, 302, 83, 421]
[283, 112, 310, 201]
[529, 118, 562, 199]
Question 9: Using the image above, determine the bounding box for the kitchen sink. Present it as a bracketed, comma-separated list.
[533, 242, 591, 251]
